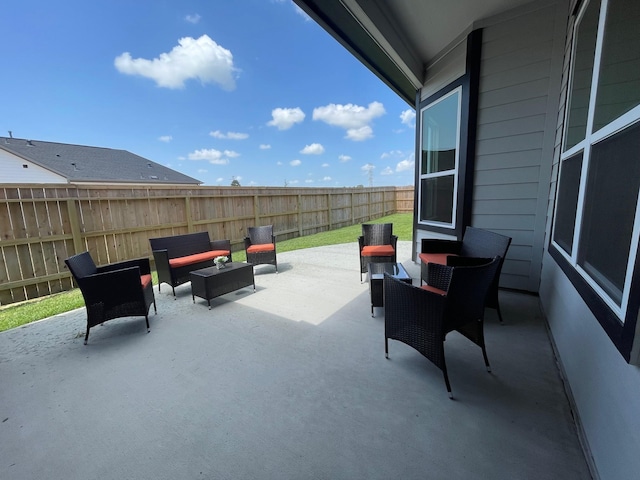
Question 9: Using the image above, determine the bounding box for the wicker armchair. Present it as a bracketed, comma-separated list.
[244, 225, 277, 272]
[384, 256, 501, 398]
[65, 252, 156, 345]
[420, 226, 511, 322]
[358, 223, 398, 281]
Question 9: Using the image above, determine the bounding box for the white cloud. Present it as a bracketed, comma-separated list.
[300, 143, 324, 155]
[197, 168, 208, 173]
[158, 135, 173, 143]
[216, 177, 224, 183]
[259, 144, 271, 150]
[400, 109, 416, 127]
[380, 150, 403, 159]
[267, 107, 305, 130]
[305, 179, 314, 184]
[321, 163, 329, 167]
[361, 163, 375, 173]
[338, 154, 351, 163]
[381, 167, 394, 175]
[290, 159, 301, 166]
[210, 130, 249, 140]
[187, 148, 239, 165]
[322, 176, 332, 181]
[115, 35, 237, 90]
[289, 179, 299, 185]
[396, 155, 415, 172]
[346, 126, 373, 141]
[313, 101, 385, 141]
[277, 161, 283, 166]
[185, 14, 201, 24]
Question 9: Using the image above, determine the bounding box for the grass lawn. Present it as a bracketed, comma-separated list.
[0, 213, 412, 333]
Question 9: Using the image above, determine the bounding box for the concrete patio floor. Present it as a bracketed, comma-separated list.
[0, 242, 591, 479]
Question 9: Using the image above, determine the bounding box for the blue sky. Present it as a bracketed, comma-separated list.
[0, 0, 416, 187]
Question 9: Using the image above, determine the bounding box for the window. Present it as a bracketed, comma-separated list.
[415, 29, 480, 239]
[418, 89, 461, 227]
[551, 0, 640, 360]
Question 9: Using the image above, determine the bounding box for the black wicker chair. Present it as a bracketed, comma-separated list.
[65, 251, 156, 345]
[244, 225, 277, 272]
[358, 223, 398, 281]
[419, 226, 511, 323]
[384, 256, 501, 398]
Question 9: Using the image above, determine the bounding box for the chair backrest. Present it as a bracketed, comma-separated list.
[459, 227, 511, 260]
[444, 256, 501, 326]
[247, 225, 274, 245]
[65, 251, 97, 281]
[149, 231, 212, 259]
[362, 223, 393, 246]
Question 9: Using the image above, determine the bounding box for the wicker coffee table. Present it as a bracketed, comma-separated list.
[368, 262, 412, 317]
[190, 262, 255, 309]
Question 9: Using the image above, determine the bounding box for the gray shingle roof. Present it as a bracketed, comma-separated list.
[0, 137, 201, 185]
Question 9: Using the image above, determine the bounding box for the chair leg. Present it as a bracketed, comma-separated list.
[385, 338, 389, 359]
[145, 315, 150, 333]
[496, 304, 505, 324]
[84, 327, 90, 345]
[442, 364, 453, 399]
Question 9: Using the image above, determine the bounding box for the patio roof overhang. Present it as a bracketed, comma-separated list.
[293, 0, 535, 106]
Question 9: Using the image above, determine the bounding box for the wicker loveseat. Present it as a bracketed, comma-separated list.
[149, 232, 232, 296]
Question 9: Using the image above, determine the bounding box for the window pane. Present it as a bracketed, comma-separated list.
[564, 0, 601, 151]
[593, 0, 640, 131]
[578, 121, 640, 305]
[554, 153, 583, 254]
[420, 176, 454, 224]
[421, 92, 459, 174]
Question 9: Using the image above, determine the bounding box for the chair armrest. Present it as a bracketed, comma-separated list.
[421, 238, 462, 254]
[391, 235, 398, 249]
[97, 257, 151, 276]
[446, 256, 492, 268]
[358, 236, 365, 250]
[425, 262, 453, 291]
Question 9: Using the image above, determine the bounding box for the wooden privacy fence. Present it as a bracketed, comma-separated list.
[0, 184, 414, 305]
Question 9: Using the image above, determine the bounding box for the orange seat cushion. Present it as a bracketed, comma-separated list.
[420, 284, 447, 296]
[418, 252, 457, 265]
[361, 245, 395, 257]
[140, 274, 152, 289]
[247, 243, 275, 253]
[168, 250, 230, 268]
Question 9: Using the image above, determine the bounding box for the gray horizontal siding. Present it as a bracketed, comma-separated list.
[471, 1, 566, 292]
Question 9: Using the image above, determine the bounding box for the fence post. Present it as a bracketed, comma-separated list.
[67, 198, 84, 254]
[297, 194, 303, 237]
[185, 195, 194, 232]
[327, 193, 332, 230]
[253, 195, 260, 225]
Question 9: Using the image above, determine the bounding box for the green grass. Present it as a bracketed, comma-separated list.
[0, 213, 412, 333]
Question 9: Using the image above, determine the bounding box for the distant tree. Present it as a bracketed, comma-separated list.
[231, 178, 241, 187]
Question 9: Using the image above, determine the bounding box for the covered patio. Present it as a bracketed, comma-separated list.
[0, 242, 591, 479]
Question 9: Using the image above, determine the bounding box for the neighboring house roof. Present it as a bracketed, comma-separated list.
[0, 136, 201, 185]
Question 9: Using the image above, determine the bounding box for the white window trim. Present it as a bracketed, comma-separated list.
[417, 86, 462, 229]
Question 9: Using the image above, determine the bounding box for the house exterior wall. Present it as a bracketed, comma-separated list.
[416, 1, 568, 292]
[540, 2, 640, 478]
[0, 149, 66, 183]
[473, 1, 568, 291]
